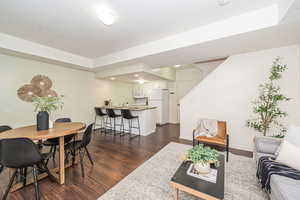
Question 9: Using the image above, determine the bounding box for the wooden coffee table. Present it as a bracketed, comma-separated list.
[170, 154, 225, 200]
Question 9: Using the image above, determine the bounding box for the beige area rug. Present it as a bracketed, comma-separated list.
[98, 142, 268, 200]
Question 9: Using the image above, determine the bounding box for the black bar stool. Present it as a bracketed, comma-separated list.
[105, 109, 122, 135]
[121, 109, 141, 138]
[94, 107, 107, 132]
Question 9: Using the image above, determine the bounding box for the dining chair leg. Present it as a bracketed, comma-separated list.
[41, 161, 56, 182]
[226, 135, 229, 162]
[45, 146, 53, 166]
[32, 165, 40, 200]
[53, 146, 57, 163]
[23, 167, 28, 187]
[3, 169, 18, 200]
[84, 147, 94, 165]
[0, 164, 4, 174]
[94, 115, 97, 132]
[79, 149, 85, 177]
[71, 143, 76, 165]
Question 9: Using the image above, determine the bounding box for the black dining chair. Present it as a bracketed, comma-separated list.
[0, 138, 55, 200]
[0, 126, 12, 133]
[121, 109, 141, 138]
[94, 107, 107, 132]
[0, 125, 12, 174]
[65, 123, 94, 177]
[43, 118, 74, 164]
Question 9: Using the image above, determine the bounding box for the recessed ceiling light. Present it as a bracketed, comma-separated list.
[110, 77, 115, 80]
[137, 79, 145, 84]
[97, 8, 116, 26]
[218, 0, 230, 6]
[174, 64, 181, 68]
[134, 74, 139, 77]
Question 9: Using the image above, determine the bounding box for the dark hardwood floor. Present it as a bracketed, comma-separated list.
[0, 124, 252, 200]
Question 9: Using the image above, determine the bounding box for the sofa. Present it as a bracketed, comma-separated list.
[254, 136, 300, 200]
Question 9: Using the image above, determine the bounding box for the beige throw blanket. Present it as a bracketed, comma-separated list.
[194, 118, 218, 138]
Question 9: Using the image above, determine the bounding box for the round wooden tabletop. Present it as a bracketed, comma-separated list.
[0, 122, 86, 140]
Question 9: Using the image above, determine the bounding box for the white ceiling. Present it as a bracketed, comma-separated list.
[0, 0, 299, 71]
[104, 72, 168, 83]
[0, 0, 276, 58]
[124, 17, 300, 68]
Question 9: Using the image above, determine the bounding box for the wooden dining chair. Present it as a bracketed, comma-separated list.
[193, 121, 229, 162]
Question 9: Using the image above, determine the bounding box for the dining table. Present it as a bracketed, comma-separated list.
[0, 122, 86, 191]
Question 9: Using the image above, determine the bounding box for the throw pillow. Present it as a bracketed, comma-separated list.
[285, 125, 300, 147]
[276, 140, 300, 171]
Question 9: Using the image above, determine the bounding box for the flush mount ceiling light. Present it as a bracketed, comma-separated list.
[110, 77, 116, 80]
[218, 0, 230, 6]
[97, 8, 116, 26]
[134, 74, 139, 77]
[174, 64, 181, 68]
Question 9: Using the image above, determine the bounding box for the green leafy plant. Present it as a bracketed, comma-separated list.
[186, 144, 219, 166]
[246, 57, 290, 137]
[32, 95, 64, 113]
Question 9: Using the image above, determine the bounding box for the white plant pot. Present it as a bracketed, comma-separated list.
[49, 119, 53, 129]
[194, 163, 211, 174]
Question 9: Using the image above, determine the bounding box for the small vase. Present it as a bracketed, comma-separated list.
[194, 163, 211, 174]
[49, 119, 53, 129]
[37, 111, 49, 131]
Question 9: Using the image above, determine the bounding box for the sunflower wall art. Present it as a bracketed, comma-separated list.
[17, 75, 58, 102]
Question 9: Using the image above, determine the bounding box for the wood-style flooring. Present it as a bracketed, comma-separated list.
[0, 124, 252, 200]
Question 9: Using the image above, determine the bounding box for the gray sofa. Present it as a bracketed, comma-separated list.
[254, 136, 300, 200]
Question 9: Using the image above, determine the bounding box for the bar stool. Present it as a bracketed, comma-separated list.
[106, 109, 122, 135]
[94, 107, 107, 132]
[121, 109, 141, 138]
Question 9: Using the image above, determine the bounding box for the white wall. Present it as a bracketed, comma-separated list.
[169, 63, 221, 123]
[0, 53, 133, 128]
[180, 45, 300, 151]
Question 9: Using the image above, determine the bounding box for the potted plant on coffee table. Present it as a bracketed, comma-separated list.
[185, 144, 220, 174]
[32, 95, 64, 131]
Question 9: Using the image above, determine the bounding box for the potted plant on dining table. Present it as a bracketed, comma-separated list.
[185, 144, 220, 174]
[32, 95, 64, 131]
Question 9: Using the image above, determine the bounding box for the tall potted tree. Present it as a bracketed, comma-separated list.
[32, 95, 64, 131]
[246, 57, 290, 137]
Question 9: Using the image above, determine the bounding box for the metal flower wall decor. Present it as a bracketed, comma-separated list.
[17, 75, 58, 102]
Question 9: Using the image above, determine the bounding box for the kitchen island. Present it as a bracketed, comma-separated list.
[97, 106, 157, 136]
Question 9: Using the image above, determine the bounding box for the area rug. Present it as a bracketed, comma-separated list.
[98, 142, 268, 200]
